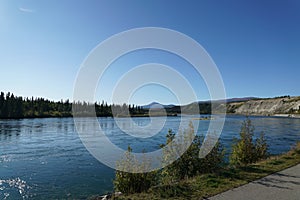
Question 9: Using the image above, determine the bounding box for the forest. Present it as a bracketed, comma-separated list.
[0, 91, 216, 119]
[0, 92, 146, 119]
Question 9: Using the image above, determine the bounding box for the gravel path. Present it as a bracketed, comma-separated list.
[209, 164, 300, 200]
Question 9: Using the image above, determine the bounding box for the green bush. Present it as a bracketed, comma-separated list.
[198, 135, 225, 174]
[230, 117, 268, 166]
[114, 146, 157, 194]
[114, 122, 225, 194]
[161, 122, 224, 183]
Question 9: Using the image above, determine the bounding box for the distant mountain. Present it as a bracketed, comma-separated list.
[141, 102, 176, 109]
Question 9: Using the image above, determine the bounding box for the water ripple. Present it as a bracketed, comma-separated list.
[0, 178, 31, 199]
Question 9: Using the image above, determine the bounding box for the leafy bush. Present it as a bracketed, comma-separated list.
[161, 122, 224, 183]
[114, 122, 225, 194]
[230, 117, 268, 166]
[114, 146, 157, 194]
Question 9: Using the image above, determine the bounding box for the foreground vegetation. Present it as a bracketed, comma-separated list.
[111, 144, 300, 200]
[106, 118, 300, 200]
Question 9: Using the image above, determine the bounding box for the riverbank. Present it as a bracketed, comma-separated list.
[224, 113, 300, 119]
[272, 114, 300, 118]
[96, 142, 300, 200]
[0, 113, 178, 120]
[2, 113, 300, 120]
[222, 96, 300, 115]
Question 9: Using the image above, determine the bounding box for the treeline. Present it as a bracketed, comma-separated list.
[167, 102, 212, 115]
[0, 92, 146, 119]
[0, 91, 216, 119]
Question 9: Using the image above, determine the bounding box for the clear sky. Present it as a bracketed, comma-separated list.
[0, 0, 299, 105]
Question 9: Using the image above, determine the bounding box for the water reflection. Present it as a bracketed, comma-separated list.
[0, 118, 76, 141]
[0, 121, 21, 140]
[0, 178, 30, 199]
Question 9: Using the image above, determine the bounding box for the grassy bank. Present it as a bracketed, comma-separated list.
[110, 142, 300, 200]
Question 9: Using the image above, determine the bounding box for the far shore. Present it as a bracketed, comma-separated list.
[225, 113, 300, 119]
[1, 113, 300, 120]
[272, 114, 300, 118]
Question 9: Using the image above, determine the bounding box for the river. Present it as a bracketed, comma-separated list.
[0, 115, 299, 199]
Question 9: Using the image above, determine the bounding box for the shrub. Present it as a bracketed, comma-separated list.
[255, 131, 268, 160]
[114, 122, 225, 194]
[198, 135, 225, 173]
[230, 117, 268, 166]
[114, 146, 157, 194]
[161, 122, 224, 183]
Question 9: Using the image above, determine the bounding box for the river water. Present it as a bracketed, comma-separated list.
[0, 115, 299, 199]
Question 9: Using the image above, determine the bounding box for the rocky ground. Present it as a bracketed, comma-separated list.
[219, 96, 300, 116]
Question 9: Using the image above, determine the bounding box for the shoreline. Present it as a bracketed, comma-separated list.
[225, 113, 300, 119]
[1, 113, 300, 120]
[0, 113, 178, 120]
[272, 114, 300, 118]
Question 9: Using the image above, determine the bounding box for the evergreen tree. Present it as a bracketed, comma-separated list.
[0, 91, 148, 119]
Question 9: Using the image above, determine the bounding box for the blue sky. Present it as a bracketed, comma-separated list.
[0, 0, 299, 105]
